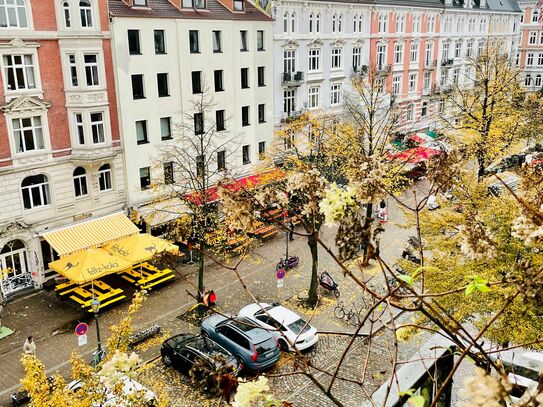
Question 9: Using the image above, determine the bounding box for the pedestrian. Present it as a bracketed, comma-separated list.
[23, 336, 36, 354]
[378, 200, 388, 223]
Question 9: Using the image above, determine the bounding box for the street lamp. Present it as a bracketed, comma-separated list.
[91, 298, 104, 367]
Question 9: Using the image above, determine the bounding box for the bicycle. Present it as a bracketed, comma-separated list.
[333, 301, 366, 326]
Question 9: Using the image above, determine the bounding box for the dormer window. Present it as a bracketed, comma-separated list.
[133, 0, 148, 6]
[234, 0, 243, 11]
[182, 0, 205, 8]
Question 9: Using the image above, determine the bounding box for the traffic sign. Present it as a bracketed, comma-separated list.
[78, 334, 88, 347]
[75, 323, 89, 336]
[276, 269, 286, 279]
[276, 279, 284, 288]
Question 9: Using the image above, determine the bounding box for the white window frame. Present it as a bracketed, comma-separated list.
[69, 109, 110, 147]
[425, 42, 433, 66]
[283, 88, 296, 114]
[2, 53, 37, 93]
[527, 52, 534, 66]
[283, 49, 296, 73]
[392, 74, 401, 95]
[394, 43, 403, 64]
[73, 167, 88, 198]
[396, 14, 404, 33]
[410, 42, 419, 64]
[308, 85, 320, 109]
[330, 83, 341, 105]
[352, 46, 362, 70]
[90, 111, 105, 144]
[62, 1, 71, 28]
[79, 0, 93, 29]
[423, 71, 431, 90]
[378, 13, 388, 34]
[83, 53, 99, 87]
[308, 48, 320, 72]
[529, 31, 537, 45]
[376, 43, 386, 69]
[0, 0, 29, 28]
[98, 164, 113, 192]
[21, 174, 51, 210]
[538, 53, 543, 66]
[442, 42, 449, 61]
[408, 72, 417, 93]
[406, 103, 414, 121]
[11, 115, 44, 154]
[412, 15, 421, 33]
[331, 47, 342, 69]
[536, 74, 542, 87]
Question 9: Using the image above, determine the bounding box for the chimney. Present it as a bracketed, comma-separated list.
[217, 0, 234, 11]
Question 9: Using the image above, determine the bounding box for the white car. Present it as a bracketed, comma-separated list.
[67, 376, 157, 406]
[238, 302, 318, 351]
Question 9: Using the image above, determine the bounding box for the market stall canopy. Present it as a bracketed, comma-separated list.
[42, 213, 139, 257]
[103, 233, 179, 264]
[49, 248, 132, 284]
[138, 197, 191, 227]
[391, 147, 443, 164]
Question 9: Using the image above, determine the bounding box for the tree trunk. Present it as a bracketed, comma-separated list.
[197, 244, 205, 300]
[307, 232, 319, 308]
[362, 202, 373, 263]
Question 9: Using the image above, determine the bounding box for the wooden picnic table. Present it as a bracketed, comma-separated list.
[118, 264, 175, 291]
[251, 222, 277, 239]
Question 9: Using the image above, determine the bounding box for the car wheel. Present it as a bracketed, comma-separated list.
[278, 339, 289, 352]
[162, 353, 172, 366]
[201, 330, 209, 338]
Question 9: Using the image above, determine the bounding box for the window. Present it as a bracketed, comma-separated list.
[440, 68, 448, 85]
[257, 66, 265, 86]
[332, 14, 338, 33]
[283, 12, 288, 33]
[63, 1, 71, 28]
[454, 41, 461, 58]
[310, 13, 316, 33]
[538, 53, 543, 66]
[533, 9, 539, 23]
[468, 18, 475, 32]
[241, 106, 249, 126]
[67, 54, 78, 86]
[452, 68, 459, 84]
[21, 175, 50, 210]
[423, 71, 431, 90]
[240, 30, 248, 51]
[406, 103, 414, 121]
[409, 72, 417, 92]
[308, 49, 320, 71]
[131, 74, 144, 99]
[315, 13, 320, 33]
[442, 42, 449, 61]
[308, 85, 320, 108]
[214, 70, 224, 91]
[410, 43, 419, 63]
[191, 71, 202, 94]
[396, 14, 404, 33]
[242, 145, 250, 164]
[376, 44, 386, 69]
[90, 112, 104, 143]
[241, 67, 249, 89]
[128, 30, 140, 55]
[139, 167, 151, 190]
[290, 12, 295, 33]
[84, 54, 99, 86]
[164, 162, 174, 185]
[136, 120, 148, 144]
[529, 31, 537, 45]
[79, 0, 92, 27]
[456, 17, 463, 32]
[98, 164, 112, 191]
[427, 15, 435, 33]
[283, 89, 295, 114]
[189, 30, 199, 53]
[160, 117, 172, 140]
[330, 83, 341, 105]
[3, 54, 35, 91]
[73, 167, 88, 197]
[12, 116, 44, 153]
[394, 43, 403, 64]
[392, 74, 401, 95]
[421, 101, 428, 117]
[216, 109, 225, 131]
[154, 30, 166, 54]
[183, 0, 205, 8]
[283, 49, 296, 73]
[331, 48, 342, 69]
[75, 113, 84, 144]
[258, 141, 266, 158]
[212, 30, 222, 53]
[353, 14, 363, 33]
[515, 52, 520, 66]
[466, 41, 473, 58]
[352, 47, 362, 70]
[134, 0, 148, 5]
[233, 0, 243, 11]
[157, 73, 169, 96]
[536, 75, 542, 88]
[525, 74, 532, 87]
[378, 13, 388, 33]
[257, 30, 264, 51]
[258, 104, 265, 123]
[425, 42, 433, 66]
[528, 53, 534, 65]
[0, 0, 28, 28]
[412, 15, 421, 33]
[217, 150, 226, 171]
[193, 113, 203, 135]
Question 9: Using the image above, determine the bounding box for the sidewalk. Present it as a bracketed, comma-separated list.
[0, 190, 415, 405]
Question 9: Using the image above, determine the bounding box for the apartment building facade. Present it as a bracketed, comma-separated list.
[272, 0, 521, 130]
[517, 0, 543, 90]
[109, 0, 274, 228]
[0, 0, 126, 296]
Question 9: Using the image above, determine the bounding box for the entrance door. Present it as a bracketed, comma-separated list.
[0, 240, 32, 296]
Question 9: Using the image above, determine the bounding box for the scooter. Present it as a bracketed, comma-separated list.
[276, 255, 300, 271]
[319, 271, 340, 298]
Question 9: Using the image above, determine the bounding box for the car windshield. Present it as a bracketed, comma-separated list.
[255, 338, 277, 355]
[287, 318, 311, 335]
[230, 318, 261, 332]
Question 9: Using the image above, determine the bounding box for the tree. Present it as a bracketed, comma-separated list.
[154, 85, 238, 300]
[439, 43, 528, 179]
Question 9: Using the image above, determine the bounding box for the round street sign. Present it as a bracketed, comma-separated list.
[75, 323, 89, 336]
[276, 269, 286, 280]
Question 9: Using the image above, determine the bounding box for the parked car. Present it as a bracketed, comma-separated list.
[160, 333, 239, 375]
[238, 302, 319, 352]
[201, 315, 280, 372]
[67, 376, 157, 406]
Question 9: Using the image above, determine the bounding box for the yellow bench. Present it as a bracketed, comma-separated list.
[141, 274, 175, 290]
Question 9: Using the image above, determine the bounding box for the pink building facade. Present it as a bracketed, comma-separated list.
[517, 1, 543, 90]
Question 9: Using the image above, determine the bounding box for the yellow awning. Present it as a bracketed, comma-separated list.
[49, 248, 132, 284]
[103, 233, 179, 264]
[138, 197, 191, 227]
[42, 213, 139, 257]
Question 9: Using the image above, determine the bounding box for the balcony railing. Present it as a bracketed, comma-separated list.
[282, 71, 304, 85]
[441, 58, 454, 66]
[352, 64, 368, 74]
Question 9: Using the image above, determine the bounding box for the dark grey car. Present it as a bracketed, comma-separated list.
[201, 315, 280, 372]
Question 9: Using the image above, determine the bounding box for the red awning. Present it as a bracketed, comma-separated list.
[390, 147, 443, 164]
[186, 169, 285, 205]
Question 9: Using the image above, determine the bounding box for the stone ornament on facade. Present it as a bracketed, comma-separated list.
[0, 222, 30, 240]
[307, 38, 324, 48]
[282, 39, 300, 49]
[1, 96, 51, 114]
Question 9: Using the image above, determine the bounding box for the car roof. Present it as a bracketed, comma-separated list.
[248, 303, 302, 326]
[226, 317, 273, 342]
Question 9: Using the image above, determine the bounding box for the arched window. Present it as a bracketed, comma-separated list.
[378, 13, 388, 33]
[338, 14, 342, 32]
[332, 13, 337, 32]
[533, 9, 539, 23]
[283, 12, 288, 33]
[412, 15, 420, 33]
[0, 240, 28, 277]
[73, 167, 88, 197]
[21, 174, 50, 210]
[98, 164, 112, 191]
[63, 1, 71, 27]
[315, 13, 320, 33]
[309, 13, 314, 33]
[0, 0, 28, 28]
[79, 0, 92, 28]
[290, 12, 295, 33]
[536, 74, 542, 87]
[353, 14, 357, 32]
[396, 14, 404, 33]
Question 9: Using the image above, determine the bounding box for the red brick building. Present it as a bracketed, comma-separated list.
[0, 0, 126, 296]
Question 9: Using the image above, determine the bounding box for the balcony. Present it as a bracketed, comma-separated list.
[282, 71, 304, 86]
[433, 83, 452, 95]
[424, 60, 437, 70]
[376, 64, 391, 73]
[441, 58, 454, 66]
[280, 109, 305, 124]
[352, 64, 368, 75]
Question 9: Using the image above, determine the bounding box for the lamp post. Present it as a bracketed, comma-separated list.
[91, 298, 103, 367]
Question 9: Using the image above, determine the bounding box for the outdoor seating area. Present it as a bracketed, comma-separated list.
[55, 279, 126, 312]
[118, 262, 175, 291]
[250, 221, 277, 239]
